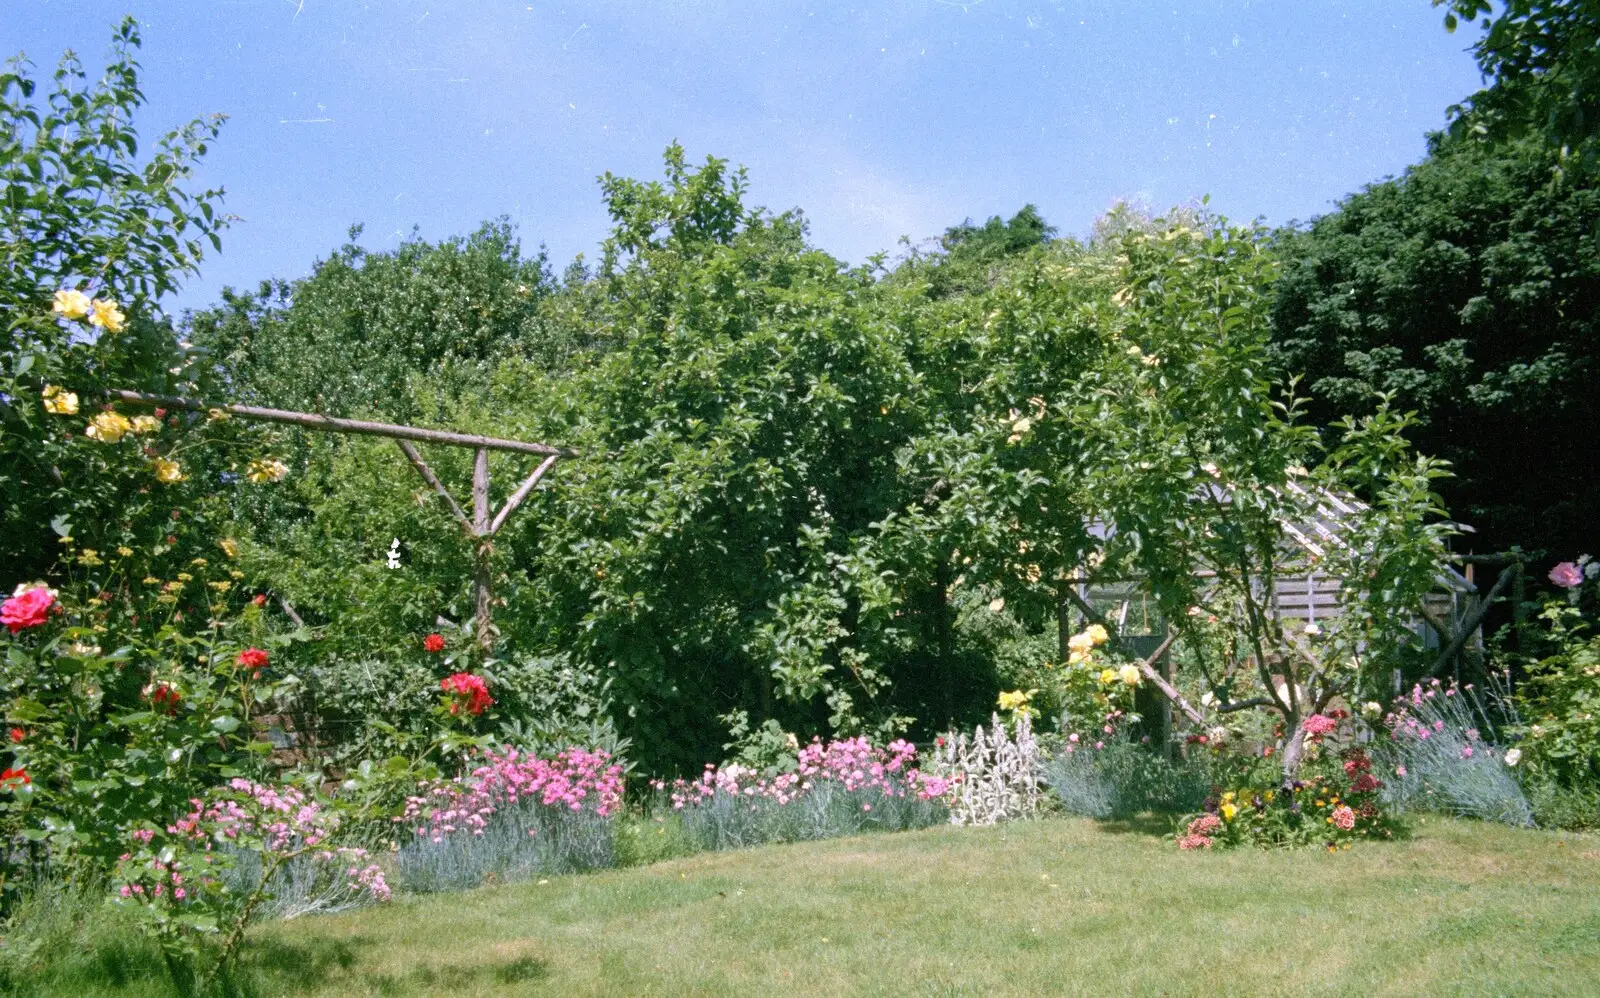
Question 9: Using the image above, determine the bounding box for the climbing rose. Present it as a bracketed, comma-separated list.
[1548, 562, 1584, 588]
[237, 648, 269, 672]
[8, 728, 23, 743]
[440, 672, 493, 716]
[2, 585, 56, 634]
[52, 288, 91, 320]
[89, 297, 126, 333]
[423, 633, 446, 653]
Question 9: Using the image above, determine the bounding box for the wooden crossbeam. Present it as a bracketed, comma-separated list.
[109, 388, 575, 656]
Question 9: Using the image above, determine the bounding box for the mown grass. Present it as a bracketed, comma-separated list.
[8, 816, 1600, 996]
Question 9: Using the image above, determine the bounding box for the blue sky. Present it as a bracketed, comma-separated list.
[5, 1, 1486, 313]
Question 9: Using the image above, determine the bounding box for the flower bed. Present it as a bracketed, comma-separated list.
[652, 737, 949, 850]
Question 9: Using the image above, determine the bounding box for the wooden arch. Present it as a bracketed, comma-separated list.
[111, 389, 577, 654]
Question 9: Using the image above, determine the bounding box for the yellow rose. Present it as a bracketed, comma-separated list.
[52, 288, 91, 320]
[85, 411, 133, 443]
[218, 538, 240, 559]
[1221, 802, 1238, 821]
[1118, 664, 1141, 686]
[246, 458, 289, 483]
[89, 298, 126, 333]
[41, 385, 79, 415]
[997, 689, 1034, 713]
[1085, 624, 1110, 646]
[151, 458, 185, 484]
[130, 414, 161, 434]
[1067, 632, 1095, 655]
[1098, 668, 1116, 685]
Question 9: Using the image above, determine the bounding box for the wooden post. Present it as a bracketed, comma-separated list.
[472, 448, 494, 655]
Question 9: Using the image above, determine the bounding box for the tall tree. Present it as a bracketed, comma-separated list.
[1270, 133, 1600, 559]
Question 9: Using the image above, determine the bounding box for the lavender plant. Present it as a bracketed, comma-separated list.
[1378, 681, 1533, 827]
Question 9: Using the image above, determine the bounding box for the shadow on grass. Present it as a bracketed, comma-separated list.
[357, 956, 550, 994]
[1088, 812, 1183, 838]
[239, 934, 548, 996]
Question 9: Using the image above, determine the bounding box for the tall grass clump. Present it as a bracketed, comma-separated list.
[1379, 680, 1534, 827]
[396, 747, 623, 893]
[656, 738, 949, 852]
[1041, 736, 1212, 819]
[0, 878, 171, 997]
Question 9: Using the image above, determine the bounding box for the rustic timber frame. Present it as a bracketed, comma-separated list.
[110, 389, 577, 654]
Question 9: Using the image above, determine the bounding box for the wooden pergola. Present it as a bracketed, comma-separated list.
[112, 389, 577, 654]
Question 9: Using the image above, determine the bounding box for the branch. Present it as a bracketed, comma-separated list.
[489, 454, 559, 535]
[108, 389, 578, 457]
[1133, 632, 1206, 726]
[396, 440, 472, 533]
[1215, 697, 1274, 714]
[1430, 564, 1516, 678]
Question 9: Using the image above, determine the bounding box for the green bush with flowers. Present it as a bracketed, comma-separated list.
[1174, 712, 1401, 850]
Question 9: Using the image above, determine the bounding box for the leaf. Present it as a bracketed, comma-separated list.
[209, 715, 241, 734]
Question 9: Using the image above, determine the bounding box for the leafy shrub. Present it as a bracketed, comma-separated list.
[1379, 681, 1533, 827]
[1041, 737, 1211, 819]
[1510, 584, 1600, 790]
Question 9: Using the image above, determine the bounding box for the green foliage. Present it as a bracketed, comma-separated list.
[1437, 0, 1600, 169]
[1, 18, 238, 587]
[1513, 601, 1600, 788]
[1271, 133, 1600, 558]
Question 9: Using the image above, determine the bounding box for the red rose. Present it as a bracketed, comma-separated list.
[423, 633, 446, 653]
[1, 586, 56, 634]
[8, 727, 23, 743]
[153, 408, 167, 419]
[0, 767, 29, 790]
[237, 648, 269, 672]
[252, 593, 268, 607]
[440, 672, 493, 715]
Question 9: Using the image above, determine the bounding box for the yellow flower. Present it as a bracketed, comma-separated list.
[1264, 790, 1275, 803]
[1068, 649, 1089, 666]
[207, 580, 232, 593]
[151, 458, 185, 484]
[41, 385, 79, 415]
[53, 288, 92, 320]
[1085, 624, 1109, 646]
[142, 576, 161, 585]
[1221, 802, 1238, 821]
[85, 411, 133, 443]
[130, 414, 161, 434]
[1118, 664, 1141, 686]
[206, 407, 229, 422]
[175, 572, 193, 583]
[1222, 791, 1236, 802]
[246, 458, 289, 484]
[190, 557, 208, 567]
[218, 538, 239, 559]
[1067, 631, 1095, 655]
[997, 689, 1034, 713]
[77, 548, 103, 567]
[1098, 668, 1116, 685]
[116, 546, 134, 558]
[88, 298, 126, 333]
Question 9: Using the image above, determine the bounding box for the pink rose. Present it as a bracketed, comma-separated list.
[1549, 562, 1584, 588]
[2, 586, 56, 633]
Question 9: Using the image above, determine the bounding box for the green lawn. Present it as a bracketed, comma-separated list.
[224, 816, 1600, 997]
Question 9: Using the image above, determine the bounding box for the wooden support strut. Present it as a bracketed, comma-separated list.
[109, 388, 575, 656]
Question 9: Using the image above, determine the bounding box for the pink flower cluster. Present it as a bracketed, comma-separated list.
[402, 747, 624, 844]
[116, 780, 391, 907]
[1178, 813, 1222, 850]
[1302, 713, 1338, 737]
[654, 736, 948, 811]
